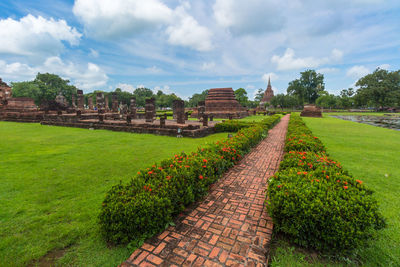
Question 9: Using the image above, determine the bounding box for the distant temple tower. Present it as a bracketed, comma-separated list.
[259, 77, 274, 108]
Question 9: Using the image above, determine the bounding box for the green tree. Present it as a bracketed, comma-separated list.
[186, 90, 208, 107]
[339, 88, 355, 109]
[234, 88, 249, 107]
[132, 87, 154, 107]
[287, 69, 325, 104]
[355, 68, 400, 108]
[11, 73, 78, 105]
[316, 94, 339, 109]
[254, 88, 264, 102]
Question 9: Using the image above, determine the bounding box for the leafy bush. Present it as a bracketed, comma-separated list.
[214, 120, 254, 132]
[100, 115, 281, 243]
[266, 114, 385, 253]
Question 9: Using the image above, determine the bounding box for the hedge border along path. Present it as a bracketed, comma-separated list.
[120, 115, 290, 267]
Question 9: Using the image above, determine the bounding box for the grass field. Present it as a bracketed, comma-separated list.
[269, 115, 400, 266]
[0, 121, 233, 266]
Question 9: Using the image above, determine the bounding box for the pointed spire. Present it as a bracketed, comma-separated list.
[268, 76, 271, 87]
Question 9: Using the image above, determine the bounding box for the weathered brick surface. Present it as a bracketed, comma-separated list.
[123, 115, 290, 266]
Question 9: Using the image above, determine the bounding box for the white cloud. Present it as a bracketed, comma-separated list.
[0, 14, 81, 57]
[153, 85, 172, 94]
[116, 83, 135, 93]
[166, 5, 212, 51]
[89, 48, 99, 58]
[316, 67, 339, 73]
[271, 48, 343, 70]
[213, 0, 285, 35]
[201, 62, 216, 70]
[377, 63, 390, 70]
[262, 72, 278, 83]
[146, 66, 163, 74]
[73, 0, 212, 51]
[0, 57, 108, 91]
[346, 65, 370, 79]
[73, 0, 172, 39]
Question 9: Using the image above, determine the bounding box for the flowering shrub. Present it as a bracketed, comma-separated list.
[266, 114, 385, 253]
[99, 115, 281, 243]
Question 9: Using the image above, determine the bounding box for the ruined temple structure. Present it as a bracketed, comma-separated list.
[77, 90, 85, 110]
[112, 93, 118, 113]
[145, 98, 155, 122]
[259, 77, 274, 109]
[55, 92, 68, 110]
[88, 97, 94, 110]
[0, 78, 12, 106]
[173, 99, 185, 124]
[300, 104, 322, 117]
[96, 92, 105, 112]
[194, 88, 248, 119]
[130, 98, 137, 118]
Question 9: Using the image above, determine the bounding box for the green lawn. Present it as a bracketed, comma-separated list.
[270, 115, 400, 266]
[0, 122, 231, 266]
[323, 111, 399, 116]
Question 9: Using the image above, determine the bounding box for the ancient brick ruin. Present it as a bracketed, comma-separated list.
[192, 88, 248, 119]
[300, 104, 322, 117]
[259, 77, 274, 109]
[0, 80, 219, 137]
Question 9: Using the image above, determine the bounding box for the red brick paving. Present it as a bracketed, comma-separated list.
[122, 115, 290, 267]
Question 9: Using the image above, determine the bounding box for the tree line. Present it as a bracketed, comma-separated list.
[10, 68, 400, 110]
[269, 68, 400, 110]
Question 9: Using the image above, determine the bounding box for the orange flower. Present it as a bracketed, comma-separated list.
[297, 171, 302, 175]
[203, 159, 208, 163]
[326, 175, 329, 179]
[137, 171, 141, 175]
[356, 179, 363, 184]
[202, 165, 207, 168]
[199, 175, 204, 180]
[343, 186, 348, 189]
[277, 185, 282, 188]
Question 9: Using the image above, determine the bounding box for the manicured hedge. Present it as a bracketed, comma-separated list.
[214, 120, 255, 132]
[99, 115, 281, 243]
[266, 114, 385, 253]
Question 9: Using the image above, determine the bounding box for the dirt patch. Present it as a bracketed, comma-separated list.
[29, 247, 69, 267]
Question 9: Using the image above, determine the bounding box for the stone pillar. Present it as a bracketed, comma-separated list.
[88, 97, 94, 110]
[173, 99, 185, 124]
[185, 112, 189, 121]
[76, 110, 82, 117]
[160, 116, 166, 128]
[71, 94, 77, 108]
[98, 114, 104, 122]
[172, 101, 178, 119]
[112, 92, 118, 112]
[209, 115, 214, 121]
[77, 90, 84, 110]
[96, 93, 105, 112]
[105, 96, 110, 112]
[197, 101, 205, 118]
[130, 98, 137, 119]
[202, 114, 208, 126]
[145, 98, 155, 122]
[126, 114, 131, 123]
[228, 114, 233, 120]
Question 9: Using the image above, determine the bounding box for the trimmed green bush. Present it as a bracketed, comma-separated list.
[266, 114, 385, 253]
[100, 115, 281, 243]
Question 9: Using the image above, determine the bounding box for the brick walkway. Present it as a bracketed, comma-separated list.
[122, 115, 290, 267]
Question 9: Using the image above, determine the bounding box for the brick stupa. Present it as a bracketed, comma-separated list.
[203, 87, 248, 118]
[259, 77, 274, 109]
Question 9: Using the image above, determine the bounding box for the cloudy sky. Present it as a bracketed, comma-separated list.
[1, 0, 399, 99]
